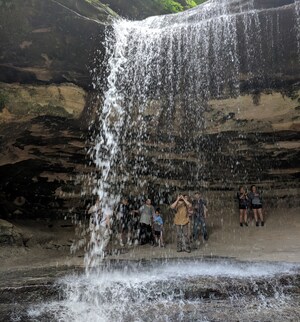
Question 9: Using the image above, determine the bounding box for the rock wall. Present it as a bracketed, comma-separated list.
[0, 0, 116, 88]
[0, 0, 299, 224]
[89, 0, 300, 207]
[139, 91, 300, 196]
[0, 82, 93, 220]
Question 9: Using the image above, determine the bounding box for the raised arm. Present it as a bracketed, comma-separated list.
[88, 204, 97, 214]
[170, 195, 181, 209]
[182, 197, 191, 208]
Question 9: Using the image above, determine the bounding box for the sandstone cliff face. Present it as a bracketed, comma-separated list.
[0, 0, 116, 88]
[88, 0, 300, 206]
[140, 91, 300, 196]
[0, 0, 194, 86]
[0, 82, 91, 220]
[0, 0, 299, 224]
[0, 0, 111, 220]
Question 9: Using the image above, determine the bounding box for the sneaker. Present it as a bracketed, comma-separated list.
[134, 240, 139, 246]
[244, 223, 248, 227]
[256, 222, 259, 227]
[261, 221, 264, 227]
[120, 242, 125, 247]
[240, 223, 243, 227]
[127, 240, 132, 246]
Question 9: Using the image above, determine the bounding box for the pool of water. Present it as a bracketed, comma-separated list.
[15, 259, 300, 322]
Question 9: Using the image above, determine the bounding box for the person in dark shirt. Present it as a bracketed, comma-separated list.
[115, 198, 132, 246]
[248, 185, 264, 227]
[237, 186, 249, 227]
[137, 199, 155, 245]
[192, 192, 208, 245]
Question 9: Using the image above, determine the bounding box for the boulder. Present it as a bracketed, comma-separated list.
[0, 219, 24, 246]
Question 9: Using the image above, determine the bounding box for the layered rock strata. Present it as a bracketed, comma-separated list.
[0, 0, 299, 225]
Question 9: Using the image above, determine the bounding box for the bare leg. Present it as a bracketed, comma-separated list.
[258, 208, 264, 225]
[243, 209, 248, 226]
[160, 232, 164, 247]
[253, 209, 259, 226]
[239, 209, 244, 226]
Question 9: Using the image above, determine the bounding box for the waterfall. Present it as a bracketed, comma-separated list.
[296, 0, 300, 55]
[85, 0, 299, 266]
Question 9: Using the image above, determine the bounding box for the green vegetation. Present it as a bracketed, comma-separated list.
[159, 0, 183, 12]
[96, 0, 208, 19]
[155, 0, 207, 13]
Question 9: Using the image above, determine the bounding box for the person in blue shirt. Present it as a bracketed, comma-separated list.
[153, 208, 164, 247]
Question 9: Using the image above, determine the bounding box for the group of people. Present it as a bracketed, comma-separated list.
[86, 185, 266, 258]
[237, 185, 264, 227]
[112, 198, 164, 248]
[88, 191, 209, 256]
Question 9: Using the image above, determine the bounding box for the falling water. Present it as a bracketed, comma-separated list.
[86, 0, 299, 266]
[296, 0, 300, 55]
[13, 1, 299, 321]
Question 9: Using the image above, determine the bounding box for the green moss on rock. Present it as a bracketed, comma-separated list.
[101, 0, 207, 19]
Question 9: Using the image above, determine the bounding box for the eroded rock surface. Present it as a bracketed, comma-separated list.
[0, 0, 116, 88]
[0, 0, 299, 225]
[0, 82, 93, 220]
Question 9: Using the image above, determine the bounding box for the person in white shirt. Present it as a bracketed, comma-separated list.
[137, 199, 155, 245]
